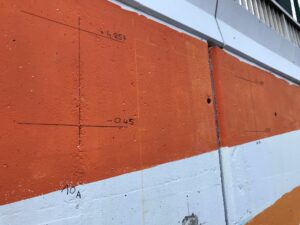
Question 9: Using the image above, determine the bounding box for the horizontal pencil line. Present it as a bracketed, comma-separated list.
[245, 130, 270, 133]
[235, 76, 263, 85]
[17, 122, 127, 128]
[20, 10, 124, 43]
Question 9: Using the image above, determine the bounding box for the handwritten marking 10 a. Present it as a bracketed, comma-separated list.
[61, 185, 82, 199]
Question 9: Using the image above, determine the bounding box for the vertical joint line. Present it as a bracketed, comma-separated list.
[214, 0, 225, 47]
[78, 16, 82, 149]
[208, 47, 229, 225]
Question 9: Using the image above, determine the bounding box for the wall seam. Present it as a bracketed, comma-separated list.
[214, 0, 225, 47]
[112, 0, 223, 46]
[208, 47, 229, 225]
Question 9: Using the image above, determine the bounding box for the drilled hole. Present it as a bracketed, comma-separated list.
[274, 112, 277, 117]
[207, 97, 212, 104]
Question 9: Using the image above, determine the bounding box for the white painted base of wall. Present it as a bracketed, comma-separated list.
[0, 150, 226, 225]
[221, 130, 300, 225]
[2, 130, 299, 225]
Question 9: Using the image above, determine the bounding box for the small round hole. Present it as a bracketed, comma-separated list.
[12, 39, 16, 42]
[207, 97, 212, 104]
[274, 112, 277, 117]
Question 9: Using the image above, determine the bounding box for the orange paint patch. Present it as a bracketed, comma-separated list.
[246, 186, 300, 225]
[0, 0, 217, 205]
[210, 47, 300, 147]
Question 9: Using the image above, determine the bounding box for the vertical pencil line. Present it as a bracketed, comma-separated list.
[78, 16, 82, 149]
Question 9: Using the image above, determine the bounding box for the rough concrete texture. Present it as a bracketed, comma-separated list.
[210, 47, 300, 224]
[1, 0, 300, 224]
[219, 130, 300, 224]
[0, 0, 217, 205]
[0, 151, 226, 225]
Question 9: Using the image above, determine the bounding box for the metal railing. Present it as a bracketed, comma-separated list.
[237, 0, 300, 47]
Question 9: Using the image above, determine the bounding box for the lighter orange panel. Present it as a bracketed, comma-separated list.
[210, 47, 300, 147]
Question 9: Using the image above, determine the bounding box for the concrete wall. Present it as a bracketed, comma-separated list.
[119, 0, 300, 83]
[210, 47, 300, 224]
[0, 1, 300, 225]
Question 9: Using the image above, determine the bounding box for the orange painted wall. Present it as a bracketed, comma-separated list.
[0, 0, 217, 205]
[246, 186, 300, 225]
[210, 47, 300, 147]
[1, 3, 300, 225]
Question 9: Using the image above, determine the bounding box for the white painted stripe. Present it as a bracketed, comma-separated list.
[220, 130, 300, 225]
[0, 150, 226, 225]
[110, 0, 223, 43]
[217, 20, 300, 82]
